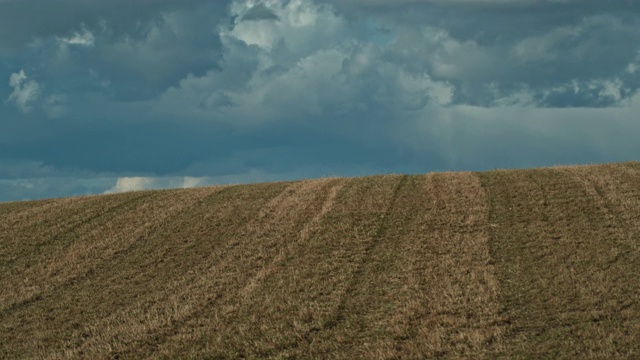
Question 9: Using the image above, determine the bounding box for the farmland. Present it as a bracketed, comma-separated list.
[1, 162, 639, 358]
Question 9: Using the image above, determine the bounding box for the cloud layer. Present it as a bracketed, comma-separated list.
[1, 0, 640, 201]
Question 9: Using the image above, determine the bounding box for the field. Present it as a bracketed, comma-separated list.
[1, 162, 639, 359]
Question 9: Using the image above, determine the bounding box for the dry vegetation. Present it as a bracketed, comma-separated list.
[1, 162, 639, 359]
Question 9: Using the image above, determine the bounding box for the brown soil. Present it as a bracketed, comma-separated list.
[1, 162, 639, 359]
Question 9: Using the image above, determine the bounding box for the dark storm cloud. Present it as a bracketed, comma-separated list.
[335, 0, 640, 107]
[242, 4, 280, 22]
[1, 0, 229, 100]
[0, 0, 217, 50]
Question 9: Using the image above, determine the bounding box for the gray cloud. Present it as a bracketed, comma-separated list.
[0, 0, 207, 51]
[325, 0, 640, 106]
[7, 70, 40, 112]
[1, 0, 640, 201]
[241, 4, 280, 22]
[1, 1, 228, 101]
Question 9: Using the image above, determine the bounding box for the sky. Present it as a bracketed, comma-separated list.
[1, 0, 640, 202]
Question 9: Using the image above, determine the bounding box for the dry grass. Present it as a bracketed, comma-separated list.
[1, 162, 639, 358]
[479, 162, 640, 358]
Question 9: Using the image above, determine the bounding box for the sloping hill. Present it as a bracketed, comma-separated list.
[1, 162, 639, 359]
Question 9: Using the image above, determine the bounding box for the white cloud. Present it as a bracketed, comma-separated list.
[535, 78, 627, 107]
[597, 79, 624, 103]
[511, 26, 578, 63]
[510, 16, 624, 65]
[626, 52, 640, 74]
[104, 176, 214, 194]
[105, 177, 156, 193]
[156, 0, 455, 126]
[59, 28, 95, 47]
[7, 70, 40, 112]
[182, 177, 206, 188]
[155, 0, 352, 124]
[395, 64, 454, 107]
[6, 70, 68, 117]
[228, 0, 347, 54]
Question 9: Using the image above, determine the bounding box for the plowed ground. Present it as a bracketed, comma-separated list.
[1, 162, 639, 359]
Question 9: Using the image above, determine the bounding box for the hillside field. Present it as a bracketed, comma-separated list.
[1, 162, 639, 359]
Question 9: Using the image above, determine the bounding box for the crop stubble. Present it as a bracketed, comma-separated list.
[1, 162, 639, 359]
[479, 163, 640, 358]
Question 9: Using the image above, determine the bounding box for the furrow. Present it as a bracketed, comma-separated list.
[0, 191, 160, 313]
[42, 181, 300, 359]
[290, 173, 506, 358]
[481, 166, 640, 358]
[149, 179, 345, 359]
[5, 184, 278, 359]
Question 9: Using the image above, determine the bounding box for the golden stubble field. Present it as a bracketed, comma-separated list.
[1, 162, 639, 359]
